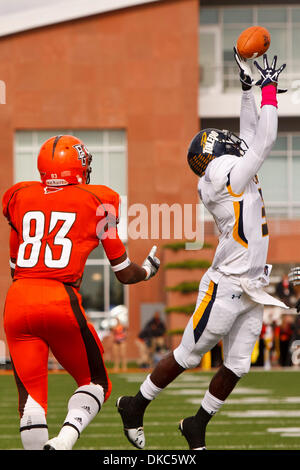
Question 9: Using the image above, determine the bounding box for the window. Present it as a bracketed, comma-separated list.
[258, 134, 300, 218]
[14, 129, 127, 323]
[199, 5, 299, 92]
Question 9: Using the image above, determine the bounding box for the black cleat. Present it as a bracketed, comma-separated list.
[179, 417, 207, 450]
[116, 396, 145, 449]
[43, 444, 56, 450]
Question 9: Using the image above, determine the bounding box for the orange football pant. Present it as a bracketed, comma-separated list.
[4, 279, 112, 416]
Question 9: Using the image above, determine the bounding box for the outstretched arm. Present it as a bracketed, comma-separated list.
[229, 54, 286, 195]
[111, 245, 160, 284]
[234, 47, 258, 146]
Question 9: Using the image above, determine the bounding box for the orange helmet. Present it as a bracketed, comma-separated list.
[37, 135, 92, 186]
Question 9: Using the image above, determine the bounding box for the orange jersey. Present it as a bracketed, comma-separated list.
[2, 181, 126, 286]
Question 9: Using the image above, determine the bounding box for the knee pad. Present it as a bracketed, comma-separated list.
[173, 344, 202, 369]
[223, 356, 251, 378]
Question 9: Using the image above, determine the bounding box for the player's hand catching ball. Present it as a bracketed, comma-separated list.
[233, 46, 254, 91]
[254, 54, 287, 93]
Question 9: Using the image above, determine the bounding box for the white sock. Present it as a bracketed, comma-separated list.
[61, 383, 104, 446]
[20, 396, 48, 450]
[140, 374, 163, 401]
[201, 390, 225, 415]
[57, 425, 79, 449]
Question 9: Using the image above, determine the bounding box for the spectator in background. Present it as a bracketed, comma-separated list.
[276, 314, 294, 367]
[275, 274, 296, 308]
[136, 312, 166, 368]
[136, 325, 153, 369]
[147, 312, 166, 359]
[111, 318, 128, 372]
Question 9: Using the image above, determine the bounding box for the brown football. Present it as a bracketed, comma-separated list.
[237, 26, 271, 59]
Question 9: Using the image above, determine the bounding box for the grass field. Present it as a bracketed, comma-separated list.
[1, 368, 300, 451]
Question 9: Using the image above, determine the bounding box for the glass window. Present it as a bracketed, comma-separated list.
[110, 269, 125, 309]
[109, 151, 127, 195]
[200, 8, 218, 25]
[293, 136, 300, 151]
[273, 136, 288, 151]
[89, 151, 105, 186]
[14, 151, 40, 182]
[15, 131, 33, 147]
[259, 155, 288, 203]
[291, 7, 300, 23]
[257, 8, 287, 23]
[223, 8, 253, 25]
[292, 27, 300, 68]
[81, 265, 105, 313]
[36, 130, 63, 145]
[199, 30, 219, 89]
[292, 155, 300, 202]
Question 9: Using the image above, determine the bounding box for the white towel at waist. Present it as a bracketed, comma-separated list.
[240, 278, 289, 309]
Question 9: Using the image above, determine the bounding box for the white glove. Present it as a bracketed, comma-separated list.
[142, 245, 160, 280]
[233, 46, 254, 91]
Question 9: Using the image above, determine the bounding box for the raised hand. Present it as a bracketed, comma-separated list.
[142, 245, 160, 280]
[233, 46, 254, 91]
[254, 54, 287, 93]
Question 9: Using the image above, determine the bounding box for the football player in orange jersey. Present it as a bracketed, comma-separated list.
[2, 134, 160, 450]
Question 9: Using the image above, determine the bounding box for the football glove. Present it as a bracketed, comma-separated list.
[142, 245, 160, 280]
[233, 46, 254, 91]
[254, 54, 287, 93]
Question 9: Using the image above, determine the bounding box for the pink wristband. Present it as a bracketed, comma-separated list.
[261, 84, 278, 108]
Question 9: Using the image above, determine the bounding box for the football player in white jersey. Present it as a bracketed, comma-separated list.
[116, 50, 288, 450]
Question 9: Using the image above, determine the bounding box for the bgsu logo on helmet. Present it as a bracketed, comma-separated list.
[73, 144, 89, 167]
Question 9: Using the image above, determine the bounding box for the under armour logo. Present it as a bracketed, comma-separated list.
[232, 294, 242, 299]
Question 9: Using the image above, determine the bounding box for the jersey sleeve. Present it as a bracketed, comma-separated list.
[230, 104, 277, 195]
[207, 155, 239, 193]
[82, 185, 126, 261]
[239, 89, 259, 147]
[2, 181, 38, 222]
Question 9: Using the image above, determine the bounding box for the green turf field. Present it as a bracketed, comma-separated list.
[1, 369, 300, 450]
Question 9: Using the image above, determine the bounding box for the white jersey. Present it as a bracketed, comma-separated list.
[198, 156, 268, 280]
[198, 89, 278, 283]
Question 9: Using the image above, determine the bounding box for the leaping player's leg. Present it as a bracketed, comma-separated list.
[185, 302, 264, 450]
[43, 284, 111, 450]
[117, 276, 226, 449]
[4, 283, 49, 450]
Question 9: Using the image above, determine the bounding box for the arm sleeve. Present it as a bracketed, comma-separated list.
[101, 228, 126, 261]
[239, 89, 259, 147]
[95, 191, 126, 261]
[230, 103, 277, 195]
[9, 227, 19, 278]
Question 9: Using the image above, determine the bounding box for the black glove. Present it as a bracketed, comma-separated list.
[254, 54, 287, 93]
[233, 46, 253, 91]
[295, 299, 300, 313]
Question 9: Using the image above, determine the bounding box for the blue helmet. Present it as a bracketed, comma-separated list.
[187, 128, 248, 177]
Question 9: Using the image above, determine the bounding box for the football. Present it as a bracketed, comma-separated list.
[237, 26, 271, 59]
